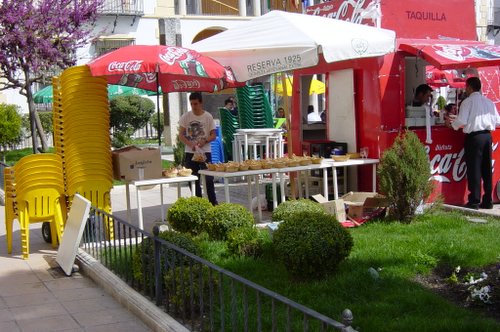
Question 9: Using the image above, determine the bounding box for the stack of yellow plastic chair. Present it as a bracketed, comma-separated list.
[52, 76, 64, 156]
[56, 65, 114, 239]
[10, 154, 66, 259]
[4, 167, 17, 254]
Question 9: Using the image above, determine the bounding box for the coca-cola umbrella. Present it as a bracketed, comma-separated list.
[425, 66, 466, 89]
[86, 44, 241, 145]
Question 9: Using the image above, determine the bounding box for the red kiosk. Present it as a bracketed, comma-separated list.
[294, 0, 500, 205]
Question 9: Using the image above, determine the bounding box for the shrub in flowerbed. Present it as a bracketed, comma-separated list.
[167, 196, 214, 235]
[132, 230, 199, 290]
[226, 226, 271, 258]
[203, 203, 255, 240]
[271, 198, 326, 222]
[273, 211, 353, 280]
[164, 264, 216, 319]
[378, 130, 433, 222]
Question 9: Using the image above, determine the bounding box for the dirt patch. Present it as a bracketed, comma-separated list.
[415, 263, 500, 321]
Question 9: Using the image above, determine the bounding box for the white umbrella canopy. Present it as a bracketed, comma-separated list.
[192, 10, 396, 82]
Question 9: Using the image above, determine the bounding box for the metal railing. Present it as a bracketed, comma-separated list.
[0, 161, 6, 191]
[81, 207, 358, 331]
[98, 0, 144, 16]
[0, 123, 157, 154]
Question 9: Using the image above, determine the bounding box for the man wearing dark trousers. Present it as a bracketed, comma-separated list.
[449, 77, 500, 209]
[179, 92, 218, 205]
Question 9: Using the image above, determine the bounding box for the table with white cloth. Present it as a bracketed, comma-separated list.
[125, 175, 198, 229]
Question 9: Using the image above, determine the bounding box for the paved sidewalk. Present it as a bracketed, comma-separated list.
[0, 181, 270, 332]
[0, 203, 156, 332]
[0, 182, 201, 332]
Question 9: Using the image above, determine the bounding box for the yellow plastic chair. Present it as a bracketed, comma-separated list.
[14, 185, 66, 259]
[58, 113, 110, 125]
[66, 181, 113, 239]
[61, 98, 109, 110]
[14, 153, 63, 168]
[4, 168, 18, 254]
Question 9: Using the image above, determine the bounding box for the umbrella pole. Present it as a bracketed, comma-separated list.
[156, 74, 161, 147]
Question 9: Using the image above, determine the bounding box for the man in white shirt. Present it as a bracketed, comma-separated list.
[179, 92, 218, 205]
[450, 77, 500, 209]
[306, 105, 322, 123]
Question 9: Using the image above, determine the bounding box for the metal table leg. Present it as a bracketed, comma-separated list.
[136, 186, 144, 229]
[332, 166, 339, 199]
[125, 183, 131, 223]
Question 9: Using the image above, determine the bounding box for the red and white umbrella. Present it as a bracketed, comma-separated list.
[425, 66, 466, 89]
[87, 45, 242, 145]
[87, 45, 240, 93]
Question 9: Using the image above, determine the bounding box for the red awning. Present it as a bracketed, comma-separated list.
[398, 38, 500, 70]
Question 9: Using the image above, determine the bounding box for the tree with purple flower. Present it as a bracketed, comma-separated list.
[0, 0, 103, 152]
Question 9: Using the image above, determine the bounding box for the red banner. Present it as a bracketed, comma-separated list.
[306, 0, 476, 40]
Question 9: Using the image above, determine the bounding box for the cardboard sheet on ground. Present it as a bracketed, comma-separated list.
[313, 192, 389, 228]
[56, 194, 92, 276]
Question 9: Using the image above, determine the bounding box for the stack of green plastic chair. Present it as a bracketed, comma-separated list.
[236, 84, 274, 129]
[219, 107, 239, 162]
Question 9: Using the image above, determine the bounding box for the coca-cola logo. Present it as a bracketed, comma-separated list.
[351, 38, 369, 55]
[172, 79, 202, 90]
[306, 0, 377, 26]
[160, 47, 194, 66]
[427, 142, 498, 183]
[433, 45, 473, 62]
[428, 147, 466, 183]
[108, 60, 143, 72]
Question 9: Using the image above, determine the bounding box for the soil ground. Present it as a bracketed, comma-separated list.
[416, 263, 500, 322]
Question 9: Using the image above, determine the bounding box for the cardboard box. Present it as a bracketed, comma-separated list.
[312, 194, 346, 222]
[341, 192, 389, 219]
[112, 146, 162, 181]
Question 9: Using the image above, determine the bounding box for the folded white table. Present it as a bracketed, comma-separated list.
[125, 175, 198, 229]
[233, 128, 284, 162]
[322, 158, 380, 199]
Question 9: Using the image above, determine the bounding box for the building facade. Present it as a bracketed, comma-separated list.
[1, 0, 498, 145]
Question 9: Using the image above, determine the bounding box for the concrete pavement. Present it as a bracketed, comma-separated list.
[0, 182, 202, 332]
[0, 180, 268, 332]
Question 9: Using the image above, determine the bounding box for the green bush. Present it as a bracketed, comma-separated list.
[271, 199, 326, 222]
[150, 111, 164, 136]
[173, 133, 185, 167]
[203, 203, 255, 240]
[132, 230, 199, 289]
[110, 95, 155, 148]
[111, 128, 134, 148]
[378, 130, 433, 222]
[167, 196, 213, 235]
[226, 226, 271, 258]
[0, 103, 23, 154]
[273, 211, 353, 280]
[164, 265, 216, 319]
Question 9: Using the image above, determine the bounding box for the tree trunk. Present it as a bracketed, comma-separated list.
[162, 93, 172, 146]
[27, 94, 48, 153]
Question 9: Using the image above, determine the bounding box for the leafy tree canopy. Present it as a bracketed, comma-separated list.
[22, 112, 53, 136]
[110, 95, 156, 133]
[0, 103, 23, 148]
[0, 0, 102, 93]
[110, 95, 156, 148]
[0, 0, 103, 151]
